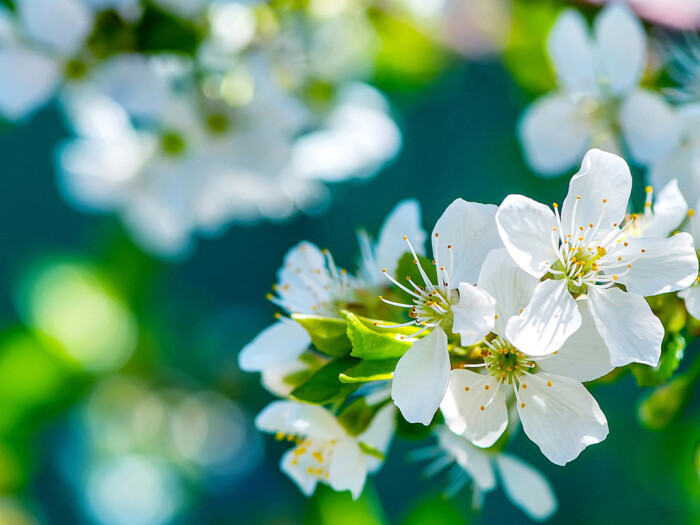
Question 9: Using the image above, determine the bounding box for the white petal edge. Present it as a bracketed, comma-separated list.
[238, 319, 311, 371]
[496, 195, 558, 278]
[452, 282, 496, 346]
[440, 370, 508, 448]
[495, 453, 558, 521]
[587, 286, 663, 367]
[506, 279, 582, 357]
[391, 327, 450, 425]
[517, 373, 608, 466]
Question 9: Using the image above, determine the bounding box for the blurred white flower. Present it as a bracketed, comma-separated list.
[519, 4, 680, 176]
[626, 180, 688, 239]
[58, 53, 399, 257]
[418, 426, 557, 521]
[256, 400, 395, 499]
[0, 0, 93, 120]
[649, 105, 700, 208]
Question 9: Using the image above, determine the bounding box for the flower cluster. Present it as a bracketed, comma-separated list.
[240, 148, 700, 520]
[0, 0, 412, 257]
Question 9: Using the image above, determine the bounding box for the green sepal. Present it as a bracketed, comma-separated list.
[359, 441, 386, 461]
[346, 312, 416, 360]
[337, 398, 389, 436]
[292, 314, 352, 357]
[339, 358, 398, 384]
[290, 356, 359, 405]
[630, 332, 686, 387]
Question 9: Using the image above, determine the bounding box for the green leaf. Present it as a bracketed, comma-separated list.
[339, 359, 397, 384]
[306, 483, 387, 525]
[290, 356, 359, 405]
[631, 333, 686, 387]
[292, 314, 352, 357]
[637, 374, 695, 430]
[346, 312, 415, 360]
[337, 398, 389, 436]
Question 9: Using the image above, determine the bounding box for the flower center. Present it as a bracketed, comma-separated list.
[482, 337, 535, 384]
[379, 233, 456, 336]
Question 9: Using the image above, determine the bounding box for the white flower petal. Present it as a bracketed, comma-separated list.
[0, 46, 59, 120]
[518, 93, 591, 176]
[679, 285, 700, 320]
[260, 357, 310, 398]
[238, 319, 311, 372]
[594, 4, 646, 95]
[648, 139, 700, 210]
[364, 199, 426, 285]
[256, 401, 346, 440]
[506, 279, 582, 357]
[276, 241, 334, 315]
[477, 248, 539, 338]
[605, 233, 698, 296]
[538, 299, 613, 382]
[358, 404, 395, 473]
[18, 0, 92, 55]
[441, 370, 508, 448]
[588, 286, 663, 367]
[496, 195, 558, 278]
[517, 373, 608, 466]
[642, 179, 688, 238]
[328, 439, 368, 500]
[495, 453, 558, 521]
[561, 149, 632, 236]
[619, 90, 681, 166]
[436, 428, 497, 492]
[452, 282, 496, 346]
[391, 327, 450, 425]
[546, 9, 598, 94]
[432, 199, 502, 286]
[281, 448, 319, 496]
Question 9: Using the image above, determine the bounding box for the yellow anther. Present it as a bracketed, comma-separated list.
[613, 275, 618, 281]
[275, 432, 285, 441]
[521, 403, 526, 408]
[553, 227, 557, 231]
[553, 202, 558, 208]
[480, 405, 485, 411]
[312, 452, 323, 463]
[464, 386, 470, 392]
[689, 209, 696, 217]
[547, 381, 553, 387]
[645, 186, 653, 193]
[603, 198, 607, 203]
[484, 385, 490, 390]
[403, 235, 407, 240]
[522, 384, 527, 389]
[494, 314, 499, 319]
[576, 195, 581, 200]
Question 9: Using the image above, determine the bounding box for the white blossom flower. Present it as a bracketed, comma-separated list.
[256, 401, 395, 499]
[0, 0, 93, 120]
[358, 199, 427, 288]
[381, 199, 502, 425]
[649, 104, 700, 207]
[416, 426, 557, 521]
[440, 249, 611, 465]
[496, 149, 698, 365]
[519, 4, 680, 176]
[626, 180, 688, 239]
